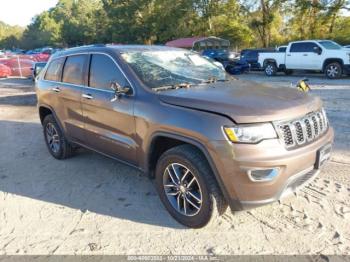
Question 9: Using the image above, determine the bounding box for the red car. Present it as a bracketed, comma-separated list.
[1, 58, 33, 77]
[0, 64, 12, 77]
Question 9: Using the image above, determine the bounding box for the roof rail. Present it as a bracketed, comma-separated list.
[67, 44, 106, 50]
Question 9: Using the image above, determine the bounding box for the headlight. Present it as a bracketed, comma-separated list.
[223, 123, 277, 143]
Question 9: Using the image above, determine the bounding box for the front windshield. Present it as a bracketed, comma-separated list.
[318, 41, 342, 50]
[121, 50, 229, 89]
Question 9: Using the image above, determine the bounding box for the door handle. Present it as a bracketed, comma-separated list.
[303, 54, 308, 56]
[82, 94, 93, 100]
[52, 87, 60, 93]
[287, 54, 291, 56]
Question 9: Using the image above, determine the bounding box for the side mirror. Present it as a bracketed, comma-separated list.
[110, 82, 131, 101]
[313, 46, 322, 55]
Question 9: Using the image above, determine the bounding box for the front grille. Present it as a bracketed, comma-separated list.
[276, 109, 328, 149]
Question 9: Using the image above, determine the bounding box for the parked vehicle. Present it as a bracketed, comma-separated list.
[202, 49, 249, 74]
[240, 48, 273, 70]
[36, 45, 333, 228]
[0, 64, 11, 78]
[258, 40, 350, 79]
[32, 62, 47, 80]
[0, 58, 33, 77]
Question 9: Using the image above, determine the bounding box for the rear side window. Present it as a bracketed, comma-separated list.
[290, 42, 319, 52]
[44, 57, 65, 81]
[89, 54, 126, 90]
[62, 55, 87, 85]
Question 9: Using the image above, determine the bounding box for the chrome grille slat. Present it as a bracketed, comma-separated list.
[276, 109, 329, 149]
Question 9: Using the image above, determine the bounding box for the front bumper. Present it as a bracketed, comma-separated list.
[207, 127, 334, 211]
[239, 166, 319, 209]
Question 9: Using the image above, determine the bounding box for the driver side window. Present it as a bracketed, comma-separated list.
[89, 54, 126, 90]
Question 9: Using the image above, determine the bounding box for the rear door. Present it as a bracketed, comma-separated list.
[42, 57, 65, 114]
[81, 53, 137, 165]
[58, 54, 88, 142]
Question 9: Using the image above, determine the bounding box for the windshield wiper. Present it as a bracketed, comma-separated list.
[153, 82, 192, 92]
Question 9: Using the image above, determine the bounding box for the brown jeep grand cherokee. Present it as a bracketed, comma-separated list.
[35, 45, 333, 228]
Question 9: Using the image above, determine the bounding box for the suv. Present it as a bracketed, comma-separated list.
[36, 45, 334, 228]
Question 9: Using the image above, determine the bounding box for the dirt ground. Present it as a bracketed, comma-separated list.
[0, 73, 349, 255]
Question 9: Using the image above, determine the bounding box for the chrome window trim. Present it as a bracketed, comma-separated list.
[43, 79, 86, 89]
[40, 51, 135, 96]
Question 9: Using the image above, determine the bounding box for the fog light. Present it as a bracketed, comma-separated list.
[247, 168, 279, 182]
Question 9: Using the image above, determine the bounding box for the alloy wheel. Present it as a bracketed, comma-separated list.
[46, 123, 60, 153]
[327, 65, 339, 78]
[163, 163, 202, 216]
[265, 65, 273, 75]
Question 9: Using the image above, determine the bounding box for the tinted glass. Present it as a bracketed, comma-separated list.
[319, 41, 341, 50]
[290, 42, 319, 52]
[89, 54, 126, 90]
[44, 58, 64, 81]
[62, 55, 87, 85]
[246, 51, 258, 59]
[278, 47, 286, 52]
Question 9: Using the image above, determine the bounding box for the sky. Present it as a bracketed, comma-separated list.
[0, 0, 58, 27]
[0, 0, 348, 28]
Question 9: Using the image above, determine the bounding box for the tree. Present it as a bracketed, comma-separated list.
[0, 21, 24, 49]
[1, 0, 350, 50]
[246, 0, 287, 47]
[21, 11, 62, 49]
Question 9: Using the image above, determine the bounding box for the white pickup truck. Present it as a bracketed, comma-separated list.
[258, 40, 350, 79]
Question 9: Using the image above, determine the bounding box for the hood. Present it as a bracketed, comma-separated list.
[157, 80, 322, 124]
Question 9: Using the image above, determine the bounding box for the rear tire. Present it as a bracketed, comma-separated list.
[264, 62, 277, 76]
[325, 62, 342, 79]
[155, 145, 227, 228]
[42, 114, 73, 159]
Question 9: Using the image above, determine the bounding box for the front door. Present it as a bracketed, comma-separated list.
[286, 42, 323, 70]
[81, 53, 137, 165]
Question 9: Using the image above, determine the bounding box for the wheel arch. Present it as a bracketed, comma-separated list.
[322, 58, 344, 72]
[263, 59, 277, 68]
[38, 104, 65, 133]
[145, 132, 235, 208]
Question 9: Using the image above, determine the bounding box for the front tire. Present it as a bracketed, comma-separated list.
[155, 145, 227, 228]
[42, 114, 73, 159]
[325, 62, 342, 79]
[264, 62, 277, 76]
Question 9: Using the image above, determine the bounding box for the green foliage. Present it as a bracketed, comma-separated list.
[331, 16, 350, 44]
[0, 0, 349, 50]
[0, 21, 24, 49]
